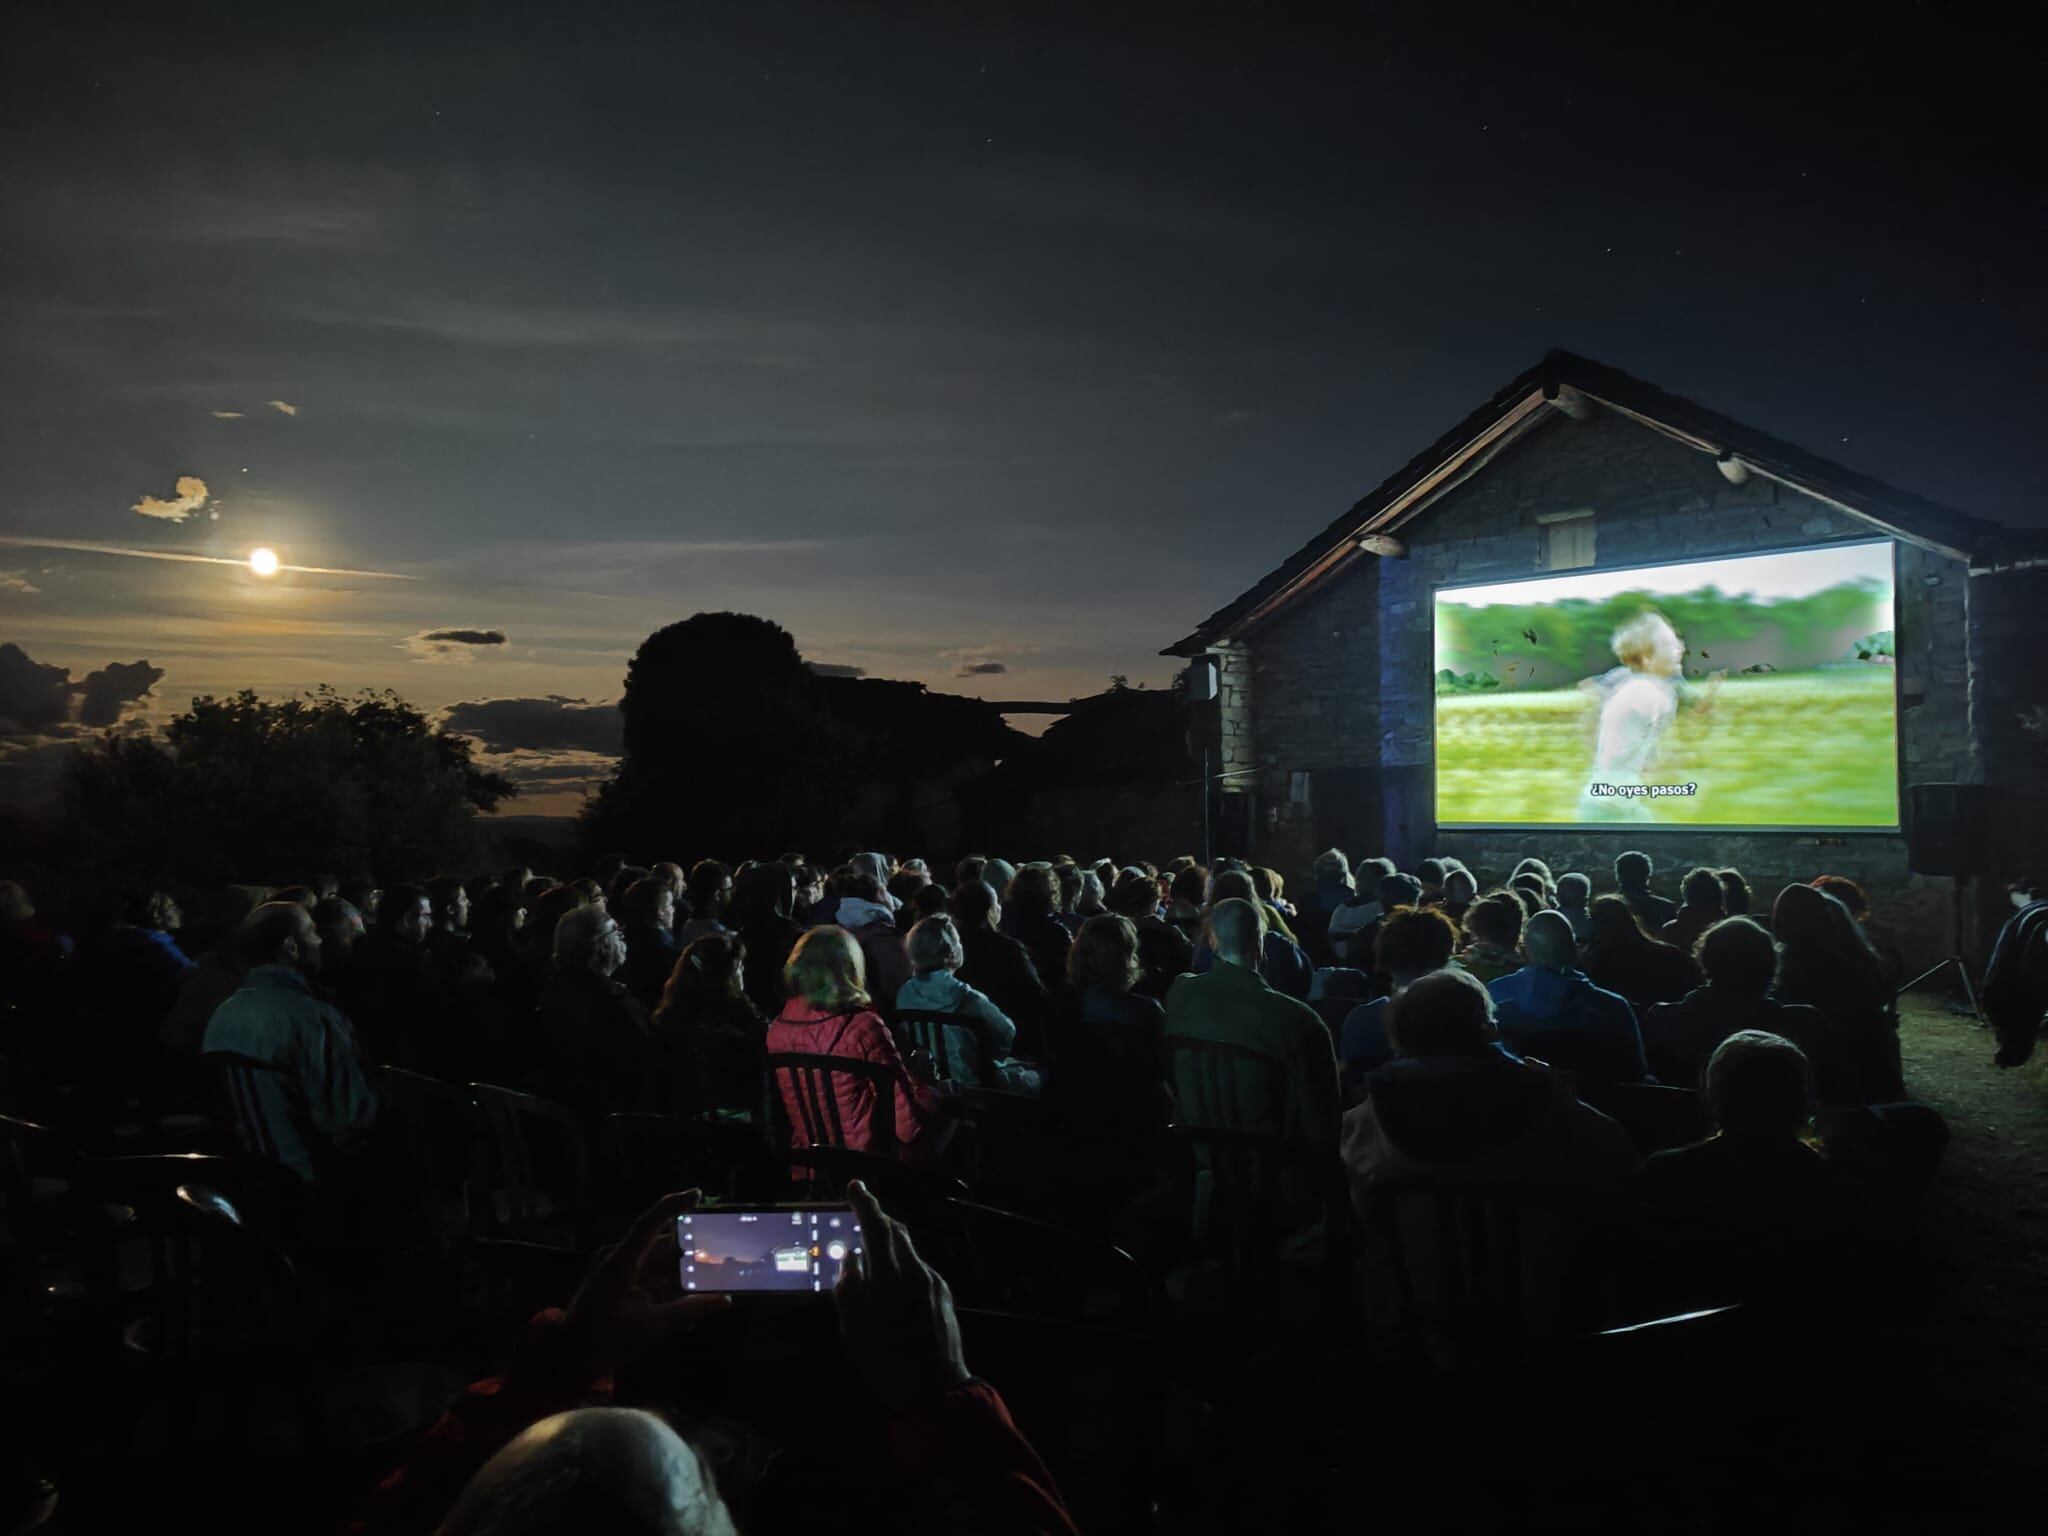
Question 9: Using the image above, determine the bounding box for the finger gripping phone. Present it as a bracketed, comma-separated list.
[677, 1205, 862, 1293]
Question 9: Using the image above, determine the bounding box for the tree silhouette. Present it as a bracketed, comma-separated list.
[59, 687, 513, 883]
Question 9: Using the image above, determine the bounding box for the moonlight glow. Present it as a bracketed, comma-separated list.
[248, 547, 281, 577]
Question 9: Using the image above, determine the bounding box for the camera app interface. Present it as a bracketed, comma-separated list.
[678, 1208, 862, 1293]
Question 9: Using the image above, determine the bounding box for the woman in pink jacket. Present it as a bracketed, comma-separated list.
[768, 926, 946, 1159]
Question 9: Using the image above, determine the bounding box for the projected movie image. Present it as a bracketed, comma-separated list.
[1434, 541, 1899, 829]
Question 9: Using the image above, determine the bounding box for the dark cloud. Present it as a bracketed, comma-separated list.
[441, 696, 624, 756]
[0, 642, 74, 732]
[420, 627, 508, 646]
[76, 659, 165, 727]
[0, 643, 159, 733]
[955, 661, 1008, 677]
[804, 661, 866, 678]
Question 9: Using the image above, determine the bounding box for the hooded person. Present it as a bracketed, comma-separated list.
[854, 852, 901, 913]
[832, 870, 911, 1009]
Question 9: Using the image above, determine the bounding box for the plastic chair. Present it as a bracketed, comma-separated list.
[767, 1052, 899, 1157]
[1360, 1184, 1625, 1376]
[201, 1049, 303, 1162]
[371, 1066, 479, 1248]
[1165, 1035, 1289, 1134]
[466, 1083, 593, 1247]
[894, 1010, 985, 1083]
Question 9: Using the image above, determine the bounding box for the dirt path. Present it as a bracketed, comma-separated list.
[1896, 990, 2048, 1473]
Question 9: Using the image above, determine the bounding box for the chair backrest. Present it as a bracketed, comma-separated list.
[1166, 1123, 1343, 1282]
[1362, 1184, 1618, 1375]
[929, 1197, 1154, 1335]
[372, 1066, 480, 1242]
[468, 1083, 592, 1238]
[149, 1181, 307, 1371]
[201, 1050, 305, 1168]
[895, 1010, 983, 1083]
[766, 1052, 897, 1157]
[1165, 1035, 1289, 1134]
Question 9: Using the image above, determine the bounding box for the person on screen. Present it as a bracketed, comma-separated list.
[1576, 611, 1721, 818]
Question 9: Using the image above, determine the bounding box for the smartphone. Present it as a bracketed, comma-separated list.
[677, 1205, 862, 1293]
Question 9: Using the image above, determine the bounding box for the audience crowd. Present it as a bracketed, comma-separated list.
[1, 838, 2031, 1534]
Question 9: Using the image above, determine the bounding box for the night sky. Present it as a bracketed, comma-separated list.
[3, 2, 2041, 813]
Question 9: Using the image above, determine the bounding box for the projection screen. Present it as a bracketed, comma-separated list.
[1432, 539, 1900, 830]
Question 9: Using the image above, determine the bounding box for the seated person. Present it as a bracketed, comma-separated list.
[1553, 871, 1594, 940]
[769, 927, 947, 1160]
[1580, 895, 1701, 1011]
[1489, 911, 1649, 1086]
[1338, 905, 1460, 1097]
[201, 902, 379, 1184]
[1187, 870, 1313, 999]
[1453, 891, 1525, 983]
[894, 915, 1039, 1092]
[1325, 858, 1395, 965]
[1658, 866, 1727, 956]
[1640, 1030, 1872, 1308]
[1342, 969, 1638, 1199]
[534, 907, 655, 1120]
[1166, 898, 1338, 1147]
[1642, 917, 1857, 1103]
[1983, 874, 2048, 1068]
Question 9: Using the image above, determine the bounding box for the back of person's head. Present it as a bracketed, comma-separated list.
[1209, 869, 1259, 908]
[1377, 872, 1424, 911]
[621, 877, 671, 929]
[910, 883, 949, 921]
[1314, 848, 1351, 885]
[1076, 869, 1106, 915]
[1415, 858, 1447, 888]
[982, 857, 1016, 895]
[1614, 850, 1653, 889]
[1510, 857, 1555, 886]
[1696, 916, 1778, 996]
[311, 895, 364, 960]
[887, 870, 929, 908]
[659, 930, 750, 1016]
[1251, 867, 1284, 903]
[606, 865, 650, 909]
[1462, 892, 1525, 949]
[1207, 897, 1266, 965]
[783, 925, 869, 1012]
[592, 852, 628, 887]
[955, 855, 988, 888]
[433, 1406, 735, 1536]
[1007, 863, 1057, 916]
[1169, 866, 1209, 909]
[1586, 894, 1647, 949]
[1771, 881, 1869, 956]
[1556, 871, 1592, 908]
[1385, 968, 1498, 1056]
[1810, 874, 1868, 919]
[950, 879, 999, 930]
[1680, 866, 1724, 911]
[906, 914, 965, 977]
[1069, 913, 1140, 994]
[238, 901, 317, 971]
[732, 862, 795, 927]
[1522, 909, 1577, 971]
[651, 861, 686, 898]
[1717, 868, 1752, 915]
[1053, 863, 1083, 912]
[1355, 856, 1396, 890]
[552, 905, 616, 974]
[1497, 879, 1538, 916]
[270, 884, 316, 912]
[1109, 873, 1160, 920]
[1703, 1030, 1813, 1139]
[381, 882, 431, 939]
[1374, 905, 1458, 983]
[1508, 872, 1552, 910]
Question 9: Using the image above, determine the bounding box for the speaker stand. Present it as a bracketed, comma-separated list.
[1897, 954, 1983, 1024]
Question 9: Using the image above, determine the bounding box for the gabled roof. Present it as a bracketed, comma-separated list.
[1163, 350, 2036, 657]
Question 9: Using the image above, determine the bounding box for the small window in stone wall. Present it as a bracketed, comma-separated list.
[1540, 510, 1596, 571]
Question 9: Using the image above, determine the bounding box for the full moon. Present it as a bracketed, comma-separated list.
[248, 547, 281, 577]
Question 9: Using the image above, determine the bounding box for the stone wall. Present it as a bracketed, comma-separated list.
[1235, 406, 1976, 971]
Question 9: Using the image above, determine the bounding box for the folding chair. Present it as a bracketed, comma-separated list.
[467, 1084, 593, 1248]
[894, 1010, 985, 1083]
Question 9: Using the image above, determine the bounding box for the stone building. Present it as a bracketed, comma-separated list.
[1164, 352, 2048, 970]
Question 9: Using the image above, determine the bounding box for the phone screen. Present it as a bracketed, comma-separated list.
[677, 1207, 862, 1293]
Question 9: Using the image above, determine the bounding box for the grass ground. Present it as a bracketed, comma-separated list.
[1895, 989, 2048, 1478]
